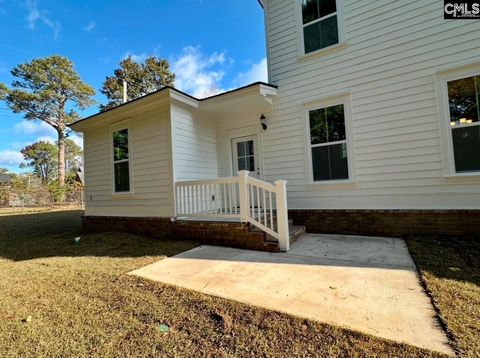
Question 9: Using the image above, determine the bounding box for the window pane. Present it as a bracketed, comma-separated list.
[312, 143, 349, 181]
[309, 109, 328, 144]
[320, 15, 339, 49]
[113, 129, 129, 161]
[326, 104, 346, 142]
[237, 142, 246, 157]
[303, 22, 321, 54]
[248, 156, 255, 172]
[237, 157, 246, 171]
[304, 16, 339, 53]
[318, 0, 336, 17]
[311, 146, 330, 181]
[329, 143, 349, 179]
[302, 0, 319, 24]
[114, 161, 130, 192]
[447, 76, 479, 124]
[310, 104, 345, 144]
[246, 140, 254, 156]
[452, 126, 480, 172]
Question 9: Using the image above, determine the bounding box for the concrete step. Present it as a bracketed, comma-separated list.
[289, 225, 305, 244]
[261, 224, 306, 245]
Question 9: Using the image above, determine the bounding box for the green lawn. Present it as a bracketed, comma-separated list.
[407, 237, 480, 358]
[0, 210, 448, 357]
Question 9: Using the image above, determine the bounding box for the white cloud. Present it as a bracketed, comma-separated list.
[171, 46, 228, 98]
[233, 58, 268, 87]
[24, 0, 61, 39]
[83, 20, 96, 32]
[122, 51, 150, 63]
[14, 120, 56, 137]
[0, 150, 23, 166]
[69, 133, 83, 149]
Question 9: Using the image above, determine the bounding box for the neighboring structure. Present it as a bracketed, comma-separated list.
[71, 0, 480, 251]
[0, 174, 13, 185]
[74, 165, 85, 185]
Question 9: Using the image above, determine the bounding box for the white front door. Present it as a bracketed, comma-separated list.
[232, 135, 261, 178]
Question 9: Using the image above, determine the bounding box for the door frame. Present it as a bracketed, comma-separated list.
[230, 133, 263, 179]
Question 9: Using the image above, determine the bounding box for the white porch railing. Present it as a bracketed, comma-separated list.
[175, 170, 289, 251]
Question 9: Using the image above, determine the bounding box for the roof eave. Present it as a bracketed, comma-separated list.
[70, 82, 277, 132]
[69, 90, 172, 132]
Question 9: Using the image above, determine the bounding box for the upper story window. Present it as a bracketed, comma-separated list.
[112, 128, 131, 192]
[301, 0, 339, 54]
[447, 74, 480, 173]
[308, 103, 349, 181]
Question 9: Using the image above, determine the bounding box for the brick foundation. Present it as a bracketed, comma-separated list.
[82, 216, 280, 252]
[288, 209, 480, 238]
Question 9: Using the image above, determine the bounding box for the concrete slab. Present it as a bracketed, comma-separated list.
[129, 234, 452, 355]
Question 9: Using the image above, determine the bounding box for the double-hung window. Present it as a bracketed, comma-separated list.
[446, 74, 480, 173]
[301, 0, 339, 54]
[112, 128, 131, 192]
[308, 103, 349, 181]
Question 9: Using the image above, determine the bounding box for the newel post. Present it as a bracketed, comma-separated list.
[238, 170, 249, 223]
[275, 179, 289, 252]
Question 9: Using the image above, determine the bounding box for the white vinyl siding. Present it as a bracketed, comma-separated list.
[171, 103, 218, 181]
[83, 105, 175, 217]
[262, 0, 480, 209]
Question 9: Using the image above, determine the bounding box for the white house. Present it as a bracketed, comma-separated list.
[71, 0, 480, 251]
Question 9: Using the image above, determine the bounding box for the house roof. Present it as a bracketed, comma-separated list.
[69, 81, 277, 131]
[75, 166, 84, 184]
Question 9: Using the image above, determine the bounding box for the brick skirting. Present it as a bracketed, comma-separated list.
[288, 209, 480, 238]
[82, 216, 280, 252]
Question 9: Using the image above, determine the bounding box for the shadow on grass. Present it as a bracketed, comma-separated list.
[406, 236, 480, 286]
[0, 210, 198, 261]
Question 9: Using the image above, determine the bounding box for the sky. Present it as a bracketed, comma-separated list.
[0, 0, 268, 173]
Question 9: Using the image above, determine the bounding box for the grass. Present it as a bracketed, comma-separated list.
[0, 210, 446, 357]
[407, 237, 480, 358]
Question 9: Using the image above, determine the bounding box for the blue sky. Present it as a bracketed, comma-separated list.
[0, 0, 267, 173]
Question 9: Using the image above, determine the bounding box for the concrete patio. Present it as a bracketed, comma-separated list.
[129, 234, 452, 355]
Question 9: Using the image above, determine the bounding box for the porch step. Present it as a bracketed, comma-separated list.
[289, 225, 305, 244]
[264, 225, 305, 244]
[250, 219, 306, 245]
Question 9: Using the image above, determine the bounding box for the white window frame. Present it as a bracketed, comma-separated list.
[110, 120, 134, 196]
[295, 0, 346, 60]
[304, 93, 355, 184]
[435, 61, 480, 178]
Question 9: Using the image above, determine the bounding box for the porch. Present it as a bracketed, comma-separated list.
[168, 82, 303, 250]
[174, 171, 305, 252]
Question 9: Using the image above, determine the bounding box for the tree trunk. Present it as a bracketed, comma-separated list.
[57, 129, 66, 187]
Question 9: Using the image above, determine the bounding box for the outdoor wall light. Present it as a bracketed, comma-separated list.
[260, 114, 268, 131]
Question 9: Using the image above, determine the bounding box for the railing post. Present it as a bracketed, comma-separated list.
[238, 170, 249, 223]
[274, 179, 289, 252]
